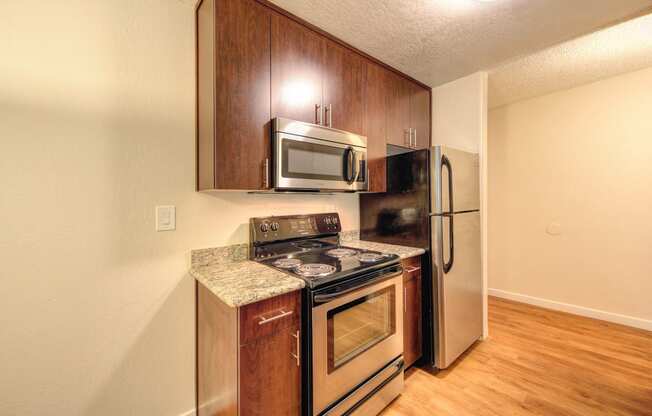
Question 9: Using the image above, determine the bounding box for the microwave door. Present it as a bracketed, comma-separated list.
[274, 134, 367, 191]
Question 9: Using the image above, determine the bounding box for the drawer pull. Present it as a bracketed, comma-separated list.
[258, 309, 293, 325]
[405, 266, 421, 273]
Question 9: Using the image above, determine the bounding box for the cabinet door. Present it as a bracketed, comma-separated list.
[364, 63, 387, 193]
[271, 12, 324, 125]
[403, 257, 422, 368]
[410, 83, 431, 150]
[240, 327, 301, 416]
[385, 70, 411, 148]
[322, 40, 366, 134]
[209, 0, 271, 189]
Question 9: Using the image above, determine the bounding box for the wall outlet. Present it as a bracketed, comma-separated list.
[156, 205, 176, 231]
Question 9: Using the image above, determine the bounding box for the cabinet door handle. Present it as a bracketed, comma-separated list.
[326, 104, 332, 127]
[315, 104, 322, 125]
[413, 128, 417, 148]
[290, 330, 300, 367]
[405, 266, 421, 273]
[258, 309, 293, 325]
[405, 129, 410, 147]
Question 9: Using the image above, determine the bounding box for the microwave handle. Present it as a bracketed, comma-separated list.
[352, 151, 361, 184]
[344, 147, 355, 184]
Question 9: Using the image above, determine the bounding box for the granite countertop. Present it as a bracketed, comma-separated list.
[342, 239, 426, 260]
[190, 245, 305, 308]
[191, 233, 424, 308]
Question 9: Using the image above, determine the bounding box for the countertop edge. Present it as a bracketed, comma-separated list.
[191, 261, 305, 308]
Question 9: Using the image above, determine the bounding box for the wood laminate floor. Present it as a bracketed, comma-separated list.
[382, 296, 652, 416]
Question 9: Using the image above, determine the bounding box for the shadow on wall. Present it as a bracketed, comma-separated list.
[83, 274, 196, 416]
[197, 191, 361, 246]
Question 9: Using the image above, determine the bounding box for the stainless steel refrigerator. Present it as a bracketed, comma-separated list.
[360, 145, 482, 369]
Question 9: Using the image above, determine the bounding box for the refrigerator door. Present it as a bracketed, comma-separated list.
[430, 145, 480, 214]
[432, 211, 482, 368]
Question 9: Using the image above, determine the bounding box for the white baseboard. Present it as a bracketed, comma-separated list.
[488, 288, 652, 332]
[178, 408, 196, 416]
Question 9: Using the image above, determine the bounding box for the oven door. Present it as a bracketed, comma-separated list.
[312, 269, 403, 415]
[274, 133, 367, 191]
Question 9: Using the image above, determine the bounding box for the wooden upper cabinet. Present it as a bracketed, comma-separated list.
[322, 40, 366, 134]
[197, 0, 431, 191]
[197, 0, 271, 191]
[410, 82, 431, 150]
[271, 12, 324, 125]
[385, 70, 412, 148]
[364, 63, 387, 193]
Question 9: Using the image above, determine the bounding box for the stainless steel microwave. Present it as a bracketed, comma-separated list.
[272, 118, 368, 192]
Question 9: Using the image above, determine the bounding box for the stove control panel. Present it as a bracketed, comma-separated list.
[250, 213, 342, 244]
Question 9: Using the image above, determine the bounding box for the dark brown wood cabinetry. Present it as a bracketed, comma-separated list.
[240, 326, 301, 415]
[402, 255, 423, 368]
[196, 0, 431, 191]
[409, 82, 431, 150]
[198, 285, 301, 416]
[271, 13, 367, 134]
[197, 0, 271, 191]
[322, 40, 367, 134]
[386, 75, 431, 150]
[271, 12, 324, 125]
[364, 63, 387, 193]
[386, 71, 412, 148]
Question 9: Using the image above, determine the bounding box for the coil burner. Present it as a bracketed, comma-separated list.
[325, 248, 358, 258]
[272, 258, 303, 269]
[295, 263, 337, 277]
[356, 252, 388, 263]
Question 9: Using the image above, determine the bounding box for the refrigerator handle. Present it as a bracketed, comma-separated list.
[443, 214, 454, 273]
[442, 155, 454, 273]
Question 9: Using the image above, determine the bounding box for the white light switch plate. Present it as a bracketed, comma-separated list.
[156, 205, 176, 231]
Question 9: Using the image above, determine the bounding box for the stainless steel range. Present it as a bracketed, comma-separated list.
[250, 213, 405, 416]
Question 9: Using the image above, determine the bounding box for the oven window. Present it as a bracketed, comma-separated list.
[282, 138, 346, 181]
[327, 286, 396, 372]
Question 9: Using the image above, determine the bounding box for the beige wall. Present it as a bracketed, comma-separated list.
[433, 72, 487, 153]
[433, 72, 489, 337]
[488, 66, 652, 329]
[0, 1, 359, 415]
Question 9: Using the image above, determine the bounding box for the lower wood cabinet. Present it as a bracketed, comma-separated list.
[402, 255, 423, 368]
[198, 285, 301, 416]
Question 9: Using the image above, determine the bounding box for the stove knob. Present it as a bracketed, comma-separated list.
[332, 217, 338, 224]
[260, 223, 269, 233]
[325, 217, 332, 224]
[270, 222, 279, 231]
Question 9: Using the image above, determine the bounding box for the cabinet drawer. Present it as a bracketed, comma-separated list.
[240, 290, 301, 345]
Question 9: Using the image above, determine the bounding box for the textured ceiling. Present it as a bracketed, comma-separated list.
[269, 0, 652, 87]
[488, 12, 652, 108]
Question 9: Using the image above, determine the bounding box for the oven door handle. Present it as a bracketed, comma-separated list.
[313, 268, 402, 304]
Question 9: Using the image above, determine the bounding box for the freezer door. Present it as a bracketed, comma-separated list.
[432, 210, 482, 369]
[431, 146, 480, 214]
